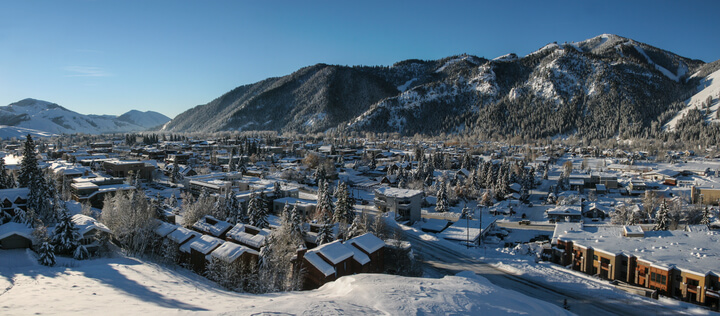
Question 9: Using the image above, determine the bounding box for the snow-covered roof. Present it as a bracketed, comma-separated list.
[304, 251, 335, 277]
[70, 214, 111, 235]
[623, 225, 644, 237]
[153, 221, 178, 237]
[192, 215, 232, 237]
[557, 227, 720, 275]
[547, 205, 581, 215]
[0, 222, 34, 243]
[167, 227, 201, 245]
[421, 218, 449, 232]
[346, 233, 385, 254]
[180, 234, 223, 255]
[552, 222, 584, 243]
[374, 186, 423, 198]
[207, 242, 258, 263]
[0, 188, 29, 201]
[226, 224, 269, 249]
[314, 240, 354, 265]
[347, 243, 370, 265]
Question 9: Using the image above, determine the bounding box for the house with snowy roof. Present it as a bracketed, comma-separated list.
[300, 240, 355, 289]
[345, 233, 385, 273]
[226, 223, 270, 251]
[70, 214, 110, 253]
[553, 226, 720, 309]
[179, 234, 224, 273]
[374, 187, 423, 224]
[206, 242, 258, 267]
[0, 222, 35, 249]
[0, 188, 29, 216]
[192, 215, 232, 239]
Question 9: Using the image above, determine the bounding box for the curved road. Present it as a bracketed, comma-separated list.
[404, 233, 687, 316]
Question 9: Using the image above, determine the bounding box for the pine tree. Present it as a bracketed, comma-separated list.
[289, 204, 304, 241]
[316, 214, 334, 245]
[699, 206, 711, 226]
[315, 181, 334, 220]
[18, 134, 40, 188]
[333, 181, 354, 224]
[435, 180, 449, 213]
[273, 181, 282, 198]
[653, 200, 669, 231]
[73, 245, 89, 260]
[38, 242, 56, 266]
[53, 209, 79, 255]
[345, 214, 367, 240]
[0, 156, 12, 189]
[248, 194, 268, 228]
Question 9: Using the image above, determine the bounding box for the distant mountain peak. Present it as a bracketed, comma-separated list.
[0, 99, 171, 136]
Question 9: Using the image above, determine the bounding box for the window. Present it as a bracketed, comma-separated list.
[593, 255, 598, 261]
[650, 272, 656, 282]
[660, 275, 666, 284]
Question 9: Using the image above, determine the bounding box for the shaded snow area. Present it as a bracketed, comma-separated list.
[633, 45, 687, 82]
[0, 249, 570, 315]
[665, 68, 720, 131]
[0, 125, 57, 139]
[397, 78, 417, 92]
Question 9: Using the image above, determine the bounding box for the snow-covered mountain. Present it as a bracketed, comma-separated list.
[664, 59, 720, 131]
[162, 34, 710, 139]
[0, 99, 170, 135]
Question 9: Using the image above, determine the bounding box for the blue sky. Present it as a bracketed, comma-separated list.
[1, 1, 719, 118]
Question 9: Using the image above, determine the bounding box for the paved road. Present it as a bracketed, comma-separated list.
[404, 233, 685, 316]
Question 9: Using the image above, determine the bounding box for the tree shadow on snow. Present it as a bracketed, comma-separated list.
[81, 259, 209, 311]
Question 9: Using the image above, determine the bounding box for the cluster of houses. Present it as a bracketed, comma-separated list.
[549, 223, 719, 310]
[152, 214, 385, 289]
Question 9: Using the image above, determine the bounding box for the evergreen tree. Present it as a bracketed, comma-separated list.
[73, 245, 89, 260]
[0, 156, 12, 189]
[38, 242, 56, 266]
[333, 181, 354, 224]
[435, 179, 449, 213]
[316, 214, 334, 245]
[653, 200, 669, 231]
[345, 214, 367, 240]
[273, 181, 282, 198]
[52, 209, 79, 255]
[167, 191, 178, 208]
[315, 181, 334, 220]
[18, 134, 40, 188]
[170, 160, 180, 183]
[699, 206, 711, 226]
[289, 204, 304, 241]
[248, 194, 268, 228]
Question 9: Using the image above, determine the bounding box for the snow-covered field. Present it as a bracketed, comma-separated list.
[0, 249, 570, 315]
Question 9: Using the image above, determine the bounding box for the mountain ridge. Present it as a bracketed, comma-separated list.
[0, 98, 171, 135]
[161, 34, 711, 140]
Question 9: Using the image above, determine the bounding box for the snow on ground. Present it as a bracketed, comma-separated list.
[665, 68, 720, 131]
[397, 78, 417, 92]
[0, 125, 57, 139]
[0, 249, 571, 315]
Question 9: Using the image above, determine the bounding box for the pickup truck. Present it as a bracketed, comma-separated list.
[518, 219, 531, 225]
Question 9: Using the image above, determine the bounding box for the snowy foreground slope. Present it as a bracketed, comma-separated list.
[0, 249, 570, 315]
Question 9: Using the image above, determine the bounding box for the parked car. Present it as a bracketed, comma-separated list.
[519, 219, 531, 225]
